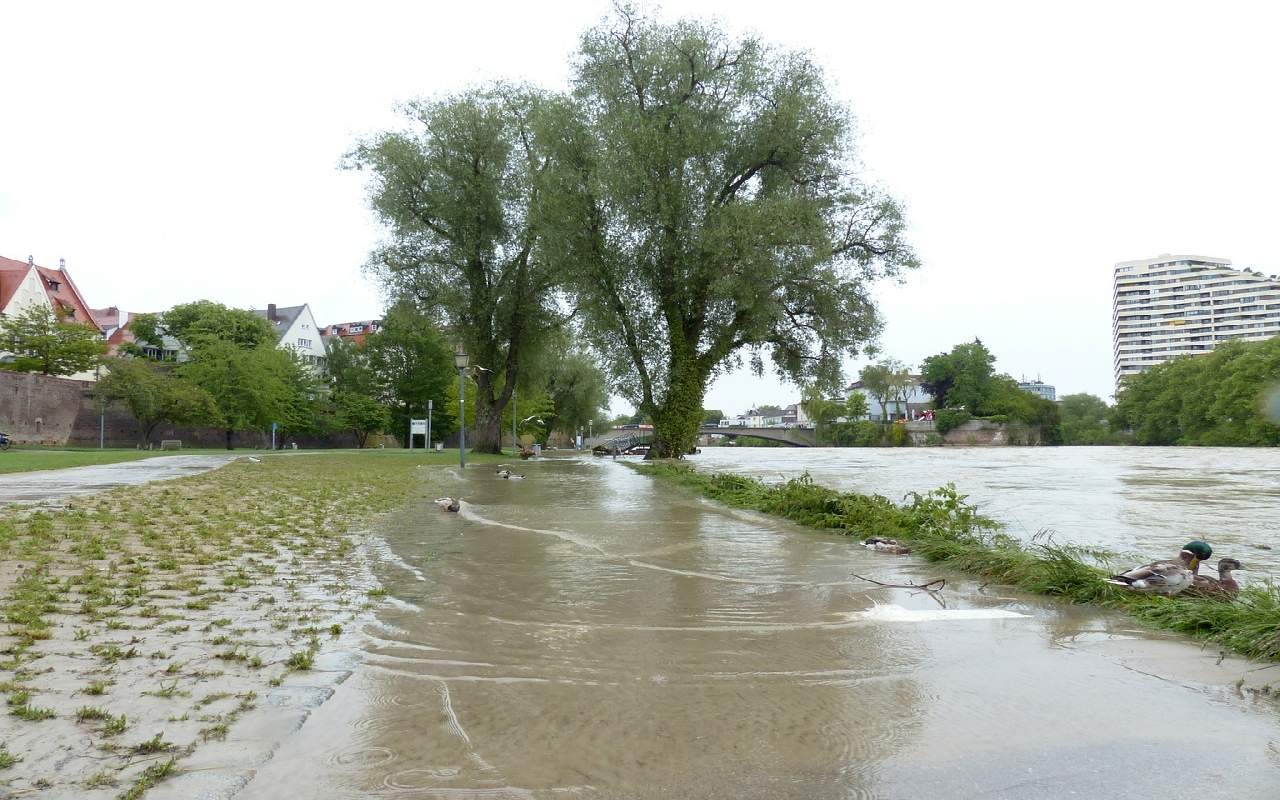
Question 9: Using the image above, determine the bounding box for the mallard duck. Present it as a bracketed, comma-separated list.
[864, 537, 911, 555]
[1106, 540, 1213, 594]
[1187, 558, 1243, 599]
[434, 497, 460, 512]
[495, 465, 511, 474]
[502, 471, 525, 480]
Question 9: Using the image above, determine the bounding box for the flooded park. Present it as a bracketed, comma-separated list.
[236, 451, 1280, 799]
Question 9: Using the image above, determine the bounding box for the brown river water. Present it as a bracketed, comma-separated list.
[240, 453, 1280, 800]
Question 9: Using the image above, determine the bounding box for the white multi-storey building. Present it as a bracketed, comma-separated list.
[1113, 254, 1280, 386]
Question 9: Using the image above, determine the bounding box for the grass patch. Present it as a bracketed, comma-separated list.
[120, 756, 175, 800]
[635, 463, 1280, 662]
[10, 703, 56, 721]
[0, 746, 21, 769]
[76, 705, 112, 722]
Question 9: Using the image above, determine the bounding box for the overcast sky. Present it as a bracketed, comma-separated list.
[4, 1, 1278, 414]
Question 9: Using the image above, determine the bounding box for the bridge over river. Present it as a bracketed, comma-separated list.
[585, 425, 815, 453]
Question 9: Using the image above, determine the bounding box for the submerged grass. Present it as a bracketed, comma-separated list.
[635, 463, 1280, 662]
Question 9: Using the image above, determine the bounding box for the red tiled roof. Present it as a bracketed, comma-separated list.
[0, 256, 33, 311]
[0, 255, 100, 328]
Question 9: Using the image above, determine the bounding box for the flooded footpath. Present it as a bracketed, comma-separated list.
[239, 457, 1280, 799]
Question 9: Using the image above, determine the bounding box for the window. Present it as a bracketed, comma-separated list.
[297, 338, 312, 348]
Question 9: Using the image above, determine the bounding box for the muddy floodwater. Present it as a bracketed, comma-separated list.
[696, 446, 1280, 577]
[241, 455, 1280, 799]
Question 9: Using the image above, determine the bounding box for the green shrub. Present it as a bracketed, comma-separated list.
[934, 409, 971, 435]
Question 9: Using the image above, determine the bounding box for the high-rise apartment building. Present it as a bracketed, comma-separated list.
[1113, 254, 1280, 386]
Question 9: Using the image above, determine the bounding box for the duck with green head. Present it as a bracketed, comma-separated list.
[1106, 540, 1213, 595]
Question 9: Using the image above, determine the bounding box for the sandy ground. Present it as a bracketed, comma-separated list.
[0, 455, 415, 799]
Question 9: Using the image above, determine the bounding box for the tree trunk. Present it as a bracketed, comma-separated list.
[471, 398, 504, 454]
[225, 429, 234, 450]
[645, 362, 707, 459]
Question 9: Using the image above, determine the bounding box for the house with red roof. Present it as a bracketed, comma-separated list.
[0, 254, 104, 379]
[320, 318, 382, 347]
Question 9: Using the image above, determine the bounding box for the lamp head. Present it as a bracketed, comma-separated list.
[453, 343, 470, 370]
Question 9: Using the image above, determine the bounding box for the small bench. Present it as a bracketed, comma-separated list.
[159, 440, 183, 451]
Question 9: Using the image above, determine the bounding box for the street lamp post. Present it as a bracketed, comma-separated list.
[96, 363, 104, 449]
[454, 344, 470, 468]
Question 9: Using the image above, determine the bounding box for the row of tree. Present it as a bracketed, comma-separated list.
[1111, 337, 1280, 445]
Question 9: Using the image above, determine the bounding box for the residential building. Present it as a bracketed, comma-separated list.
[1113, 254, 1280, 386]
[0, 254, 103, 379]
[781, 403, 810, 426]
[103, 311, 185, 362]
[845, 377, 933, 421]
[252, 303, 327, 369]
[1017, 379, 1056, 401]
[321, 319, 382, 347]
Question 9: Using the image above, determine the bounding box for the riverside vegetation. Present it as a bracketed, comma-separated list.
[636, 463, 1280, 663]
[0, 451, 495, 797]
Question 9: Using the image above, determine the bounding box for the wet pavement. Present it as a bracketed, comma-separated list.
[238, 457, 1280, 799]
[0, 454, 237, 504]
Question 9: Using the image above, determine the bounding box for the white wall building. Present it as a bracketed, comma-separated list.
[1113, 254, 1280, 387]
[845, 378, 933, 421]
[253, 303, 327, 369]
[0, 255, 103, 380]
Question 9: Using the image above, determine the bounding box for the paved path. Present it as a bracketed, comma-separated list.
[0, 454, 238, 505]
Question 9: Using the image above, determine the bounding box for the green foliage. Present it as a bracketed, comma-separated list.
[0, 303, 105, 375]
[933, 409, 971, 435]
[858, 360, 913, 421]
[920, 338, 996, 412]
[336, 301, 456, 447]
[541, 350, 610, 438]
[555, 8, 916, 458]
[800, 389, 845, 444]
[638, 464, 1280, 661]
[179, 340, 317, 446]
[701, 409, 725, 425]
[1111, 338, 1280, 445]
[828, 420, 882, 446]
[333, 391, 391, 448]
[96, 358, 221, 445]
[153, 301, 276, 350]
[1059, 393, 1123, 445]
[349, 86, 567, 453]
[844, 392, 869, 420]
[920, 339, 1060, 441]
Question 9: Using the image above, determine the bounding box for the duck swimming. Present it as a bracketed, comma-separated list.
[864, 537, 911, 555]
[1106, 540, 1213, 595]
[1187, 557, 1243, 599]
[434, 497, 461, 512]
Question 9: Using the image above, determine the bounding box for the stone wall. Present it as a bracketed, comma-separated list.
[904, 419, 1044, 446]
[0, 371, 363, 449]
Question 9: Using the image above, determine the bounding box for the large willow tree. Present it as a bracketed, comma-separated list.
[552, 8, 918, 458]
[349, 87, 566, 453]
